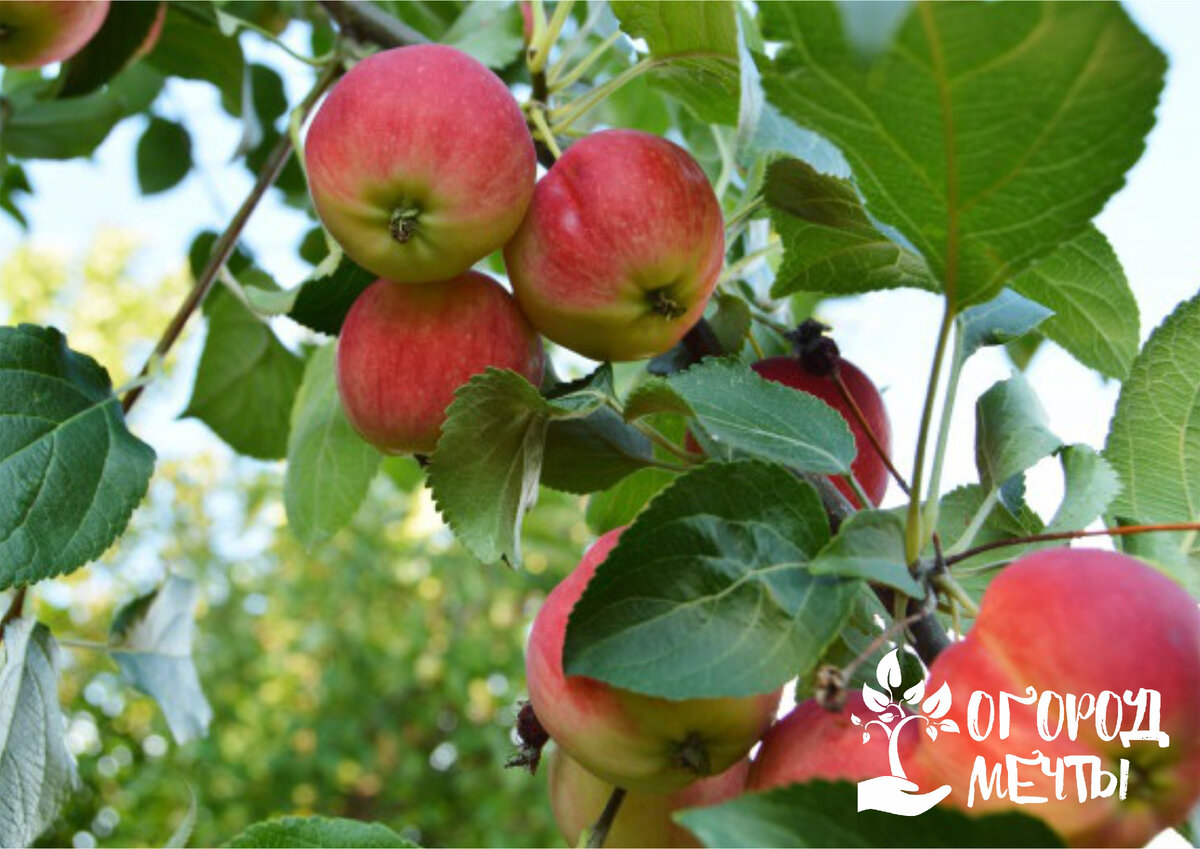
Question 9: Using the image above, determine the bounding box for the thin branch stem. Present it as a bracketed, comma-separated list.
[718, 241, 781, 287]
[550, 30, 622, 91]
[833, 372, 910, 496]
[528, 106, 562, 160]
[904, 301, 955, 563]
[586, 787, 627, 848]
[121, 60, 342, 414]
[317, 0, 428, 47]
[922, 319, 964, 531]
[56, 637, 110, 652]
[944, 522, 1200, 568]
[946, 488, 1000, 556]
[550, 57, 655, 133]
[841, 473, 873, 511]
[528, 0, 575, 73]
[0, 587, 28, 643]
[841, 599, 936, 683]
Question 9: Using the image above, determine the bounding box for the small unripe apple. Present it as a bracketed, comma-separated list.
[306, 44, 536, 284]
[548, 748, 748, 848]
[336, 272, 544, 455]
[526, 527, 781, 793]
[0, 0, 109, 68]
[913, 549, 1200, 847]
[748, 693, 915, 791]
[504, 129, 724, 362]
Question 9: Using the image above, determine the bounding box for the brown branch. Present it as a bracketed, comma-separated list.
[316, 0, 429, 48]
[833, 371, 910, 496]
[585, 787, 626, 848]
[944, 522, 1200, 568]
[0, 587, 28, 644]
[121, 60, 343, 414]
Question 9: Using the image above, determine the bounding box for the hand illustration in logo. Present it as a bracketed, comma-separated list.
[854, 648, 958, 816]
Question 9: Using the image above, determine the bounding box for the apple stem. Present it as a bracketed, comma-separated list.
[943, 522, 1200, 568]
[585, 787, 626, 849]
[832, 371, 911, 496]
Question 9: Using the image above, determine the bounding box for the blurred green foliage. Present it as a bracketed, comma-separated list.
[5, 238, 585, 848]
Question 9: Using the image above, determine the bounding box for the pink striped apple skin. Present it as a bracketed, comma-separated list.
[305, 44, 535, 284]
[504, 130, 724, 362]
[336, 272, 544, 455]
[0, 0, 110, 68]
[526, 527, 781, 794]
[549, 749, 749, 848]
[913, 549, 1200, 847]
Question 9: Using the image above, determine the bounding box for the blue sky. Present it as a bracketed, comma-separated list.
[1, 1, 1197, 522]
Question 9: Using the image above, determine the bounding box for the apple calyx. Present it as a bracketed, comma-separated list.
[506, 701, 551, 775]
[785, 318, 843, 378]
[388, 204, 422, 244]
[672, 732, 712, 776]
[647, 286, 688, 321]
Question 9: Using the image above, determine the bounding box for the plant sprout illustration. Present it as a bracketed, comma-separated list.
[852, 648, 960, 780]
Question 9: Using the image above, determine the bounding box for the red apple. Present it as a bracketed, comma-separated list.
[0, 0, 110, 68]
[748, 693, 916, 791]
[549, 748, 748, 848]
[305, 44, 536, 284]
[913, 549, 1200, 847]
[526, 527, 781, 793]
[336, 271, 544, 455]
[504, 129, 724, 362]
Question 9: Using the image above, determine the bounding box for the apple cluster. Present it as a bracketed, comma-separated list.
[305, 44, 725, 455]
[527, 530, 1199, 847]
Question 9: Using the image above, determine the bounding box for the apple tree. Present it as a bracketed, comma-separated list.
[1, 1, 1197, 847]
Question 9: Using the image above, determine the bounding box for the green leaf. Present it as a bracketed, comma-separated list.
[795, 586, 888, 701]
[957, 289, 1054, 364]
[541, 409, 654, 495]
[284, 345, 382, 548]
[109, 576, 212, 744]
[610, 0, 740, 124]
[146, 7, 244, 115]
[936, 484, 1043, 563]
[429, 370, 551, 566]
[808, 510, 923, 597]
[441, 1, 523, 69]
[56, 2, 163, 98]
[623, 378, 693, 423]
[136, 117, 192, 195]
[707, 293, 753, 354]
[670, 358, 856, 475]
[975, 375, 1062, 492]
[1009, 226, 1140, 379]
[0, 325, 155, 590]
[564, 461, 856, 699]
[1, 87, 125, 160]
[734, 8, 846, 171]
[183, 290, 304, 460]
[766, 157, 933, 298]
[225, 816, 415, 848]
[1105, 293, 1200, 595]
[0, 619, 79, 849]
[287, 255, 376, 336]
[1045, 445, 1119, 534]
[760, 2, 1165, 306]
[678, 781, 1064, 848]
[585, 467, 675, 534]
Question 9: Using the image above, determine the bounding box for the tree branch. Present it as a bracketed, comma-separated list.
[121, 60, 343, 414]
[316, 0, 429, 48]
